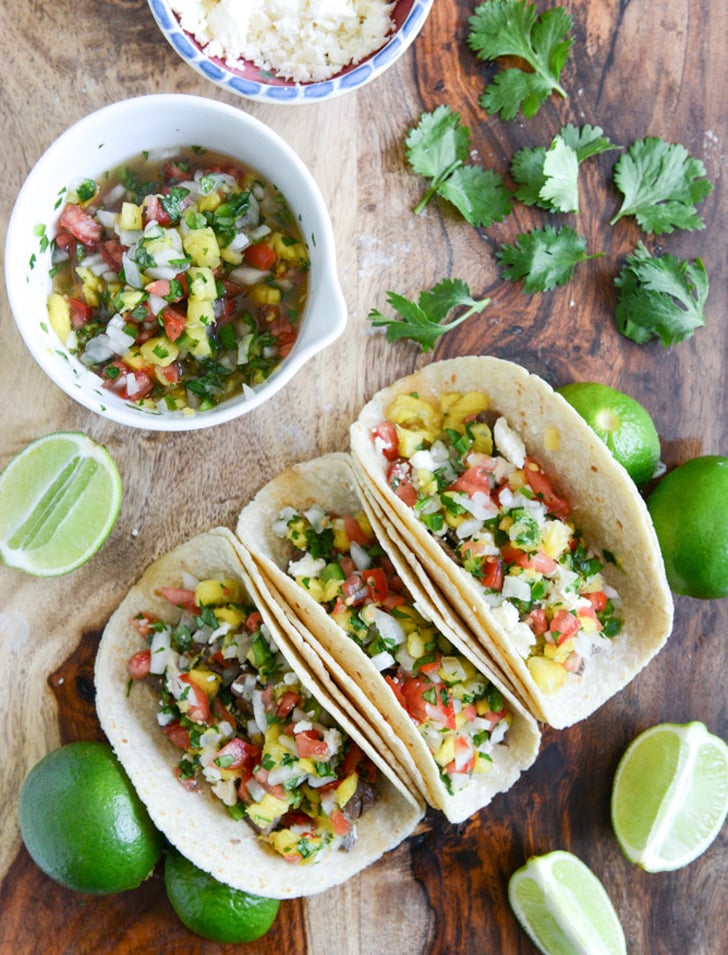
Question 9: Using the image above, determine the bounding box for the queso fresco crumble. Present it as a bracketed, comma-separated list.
[171, 0, 397, 83]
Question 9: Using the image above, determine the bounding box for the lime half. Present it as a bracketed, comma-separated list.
[508, 850, 626, 955]
[611, 721, 728, 872]
[0, 432, 122, 576]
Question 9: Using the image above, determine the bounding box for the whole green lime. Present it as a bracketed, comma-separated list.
[164, 848, 280, 943]
[647, 455, 728, 599]
[557, 381, 661, 487]
[18, 741, 163, 894]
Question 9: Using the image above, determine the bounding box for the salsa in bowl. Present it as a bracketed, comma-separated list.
[5, 95, 346, 431]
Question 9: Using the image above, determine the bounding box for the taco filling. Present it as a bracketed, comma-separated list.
[127, 574, 381, 864]
[369, 390, 624, 695]
[271, 504, 515, 796]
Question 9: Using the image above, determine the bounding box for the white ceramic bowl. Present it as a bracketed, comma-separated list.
[4, 94, 347, 431]
[147, 0, 434, 104]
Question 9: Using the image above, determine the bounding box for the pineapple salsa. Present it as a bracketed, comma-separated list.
[46, 148, 309, 413]
[273, 505, 513, 795]
[369, 391, 624, 695]
[127, 576, 381, 864]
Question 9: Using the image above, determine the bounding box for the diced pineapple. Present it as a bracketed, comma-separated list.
[543, 425, 561, 451]
[213, 605, 247, 628]
[434, 736, 456, 768]
[406, 629, 426, 659]
[47, 292, 71, 344]
[75, 266, 104, 307]
[527, 655, 568, 694]
[195, 577, 245, 606]
[270, 231, 306, 264]
[183, 322, 211, 358]
[252, 285, 282, 306]
[335, 772, 359, 808]
[184, 667, 221, 699]
[197, 191, 221, 212]
[187, 266, 217, 302]
[388, 394, 442, 444]
[469, 421, 493, 454]
[116, 289, 146, 313]
[540, 520, 572, 559]
[442, 391, 490, 432]
[247, 793, 290, 829]
[183, 227, 221, 268]
[140, 336, 179, 367]
[187, 297, 215, 327]
[543, 637, 575, 663]
[119, 201, 143, 231]
[395, 425, 427, 460]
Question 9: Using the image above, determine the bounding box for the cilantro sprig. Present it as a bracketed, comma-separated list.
[367, 279, 490, 351]
[511, 125, 618, 213]
[467, 0, 572, 119]
[406, 106, 512, 227]
[614, 241, 709, 346]
[496, 226, 602, 293]
[610, 137, 713, 233]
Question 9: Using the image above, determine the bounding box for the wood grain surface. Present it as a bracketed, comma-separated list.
[0, 1, 726, 953]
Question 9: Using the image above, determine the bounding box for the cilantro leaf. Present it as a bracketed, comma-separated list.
[539, 137, 579, 213]
[496, 225, 601, 292]
[467, 0, 572, 119]
[559, 123, 617, 162]
[610, 137, 713, 233]
[614, 241, 709, 346]
[438, 165, 513, 226]
[511, 125, 617, 213]
[367, 279, 490, 351]
[406, 107, 512, 226]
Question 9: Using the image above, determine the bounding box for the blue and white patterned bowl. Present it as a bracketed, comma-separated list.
[147, 0, 434, 104]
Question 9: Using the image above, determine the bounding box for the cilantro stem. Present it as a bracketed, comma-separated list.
[413, 159, 465, 215]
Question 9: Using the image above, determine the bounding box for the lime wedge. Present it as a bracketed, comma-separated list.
[0, 432, 122, 576]
[611, 721, 728, 872]
[508, 850, 626, 955]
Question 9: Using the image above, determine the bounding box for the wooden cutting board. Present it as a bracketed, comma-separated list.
[0, 1, 726, 952]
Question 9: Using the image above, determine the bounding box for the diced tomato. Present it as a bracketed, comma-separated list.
[276, 690, 300, 718]
[295, 730, 330, 759]
[500, 543, 531, 569]
[158, 586, 199, 612]
[342, 572, 369, 606]
[179, 675, 212, 724]
[371, 421, 399, 461]
[103, 364, 155, 401]
[160, 305, 187, 343]
[58, 203, 103, 245]
[450, 465, 494, 498]
[244, 241, 277, 271]
[130, 612, 157, 639]
[245, 611, 263, 632]
[401, 678, 456, 730]
[155, 363, 181, 385]
[67, 298, 92, 328]
[563, 652, 583, 673]
[587, 590, 608, 612]
[524, 457, 571, 520]
[481, 555, 504, 591]
[548, 608, 580, 645]
[212, 696, 236, 728]
[384, 674, 407, 710]
[341, 742, 364, 779]
[214, 737, 260, 775]
[164, 721, 191, 750]
[174, 767, 200, 791]
[146, 279, 171, 298]
[97, 239, 124, 273]
[526, 607, 549, 636]
[143, 194, 171, 227]
[127, 649, 151, 680]
[253, 769, 288, 802]
[528, 551, 559, 574]
[343, 514, 369, 547]
[386, 461, 417, 507]
[329, 808, 352, 837]
[163, 160, 190, 182]
[461, 703, 478, 722]
[363, 567, 389, 603]
[452, 735, 476, 775]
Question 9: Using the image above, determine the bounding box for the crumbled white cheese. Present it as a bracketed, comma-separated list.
[171, 0, 396, 83]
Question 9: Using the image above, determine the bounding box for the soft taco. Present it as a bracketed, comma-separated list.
[94, 527, 423, 899]
[349, 357, 674, 729]
[235, 453, 541, 824]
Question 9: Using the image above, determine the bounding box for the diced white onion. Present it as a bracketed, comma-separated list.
[371, 607, 406, 646]
[502, 576, 532, 602]
[370, 650, 396, 672]
[350, 541, 371, 570]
